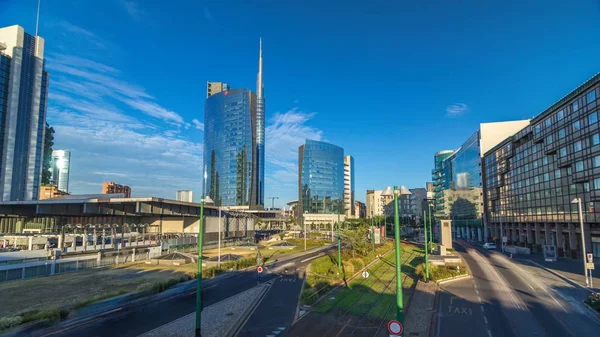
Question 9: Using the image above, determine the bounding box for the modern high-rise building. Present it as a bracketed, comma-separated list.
[203, 39, 264, 209]
[102, 182, 131, 198]
[433, 120, 530, 240]
[206, 81, 230, 98]
[0, 25, 49, 201]
[176, 190, 193, 202]
[298, 140, 345, 218]
[50, 150, 70, 192]
[432, 150, 454, 219]
[483, 73, 600, 259]
[344, 155, 355, 217]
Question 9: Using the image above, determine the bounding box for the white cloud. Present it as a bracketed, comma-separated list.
[266, 108, 322, 167]
[54, 20, 106, 49]
[192, 119, 204, 131]
[446, 103, 468, 117]
[122, 1, 143, 21]
[92, 171, 130, 178]
[121, 98, 184, 124]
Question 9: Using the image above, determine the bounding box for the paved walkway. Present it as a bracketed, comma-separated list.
[513, 252, 599, 292]
[404, 280, 435, 337]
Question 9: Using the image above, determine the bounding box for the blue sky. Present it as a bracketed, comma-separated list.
[1, 0, 600, 207]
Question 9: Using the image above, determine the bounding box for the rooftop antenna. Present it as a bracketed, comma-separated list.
[35, 0, 41, 36]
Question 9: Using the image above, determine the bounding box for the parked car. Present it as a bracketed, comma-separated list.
[483, 242, 497, 250]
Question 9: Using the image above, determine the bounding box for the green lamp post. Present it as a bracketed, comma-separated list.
[381, 185, 411, 333]
[196, 169, 213, 337]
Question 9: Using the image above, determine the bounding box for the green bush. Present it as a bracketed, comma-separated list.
[300, 287, 319, 305]
[348, 258, 364, 271]
[0, 316, 23, 331]
[342, 261, 355, 275]
[416, 263, 467, 282]
[586, 293, 600, 311]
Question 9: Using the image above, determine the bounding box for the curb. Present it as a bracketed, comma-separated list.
[228, 280, 274, 337]
[428, 282, 440, 337]
[436, 274, 472, 285]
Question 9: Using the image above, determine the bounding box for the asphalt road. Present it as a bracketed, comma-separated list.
[31, 246, 334, 337]
[437, 241, 600, 337]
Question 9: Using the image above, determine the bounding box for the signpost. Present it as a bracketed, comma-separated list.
[387, 320, 403, 336]
[257, 266, 263, 273]
[362, 270, 370, 279]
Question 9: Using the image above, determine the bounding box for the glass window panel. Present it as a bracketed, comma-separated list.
[573, 120, 581, 131]
[575, 161, 584, 172]
[559, 147, 568, 157]
[588, 111, 598, 124]
[593, 134, 600, 146]
[574, 140, 583, 152]
[588, 90, 597, 103]
[558, 128, 566, 139]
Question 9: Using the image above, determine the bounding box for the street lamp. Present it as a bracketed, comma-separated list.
[423, 210, 429, 282]
[196, 166, 214, 337]
[571, 198, 590, 288]
[381, 185, 411, 331]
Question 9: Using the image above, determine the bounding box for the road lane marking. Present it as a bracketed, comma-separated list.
[475, 289, 479, 295]
[477, 296, 482, 302]
[300, 255, 320, 263]
[480, 306, 484, 312]
[484, 316, 488, 324]
[487, 329, 492, 337]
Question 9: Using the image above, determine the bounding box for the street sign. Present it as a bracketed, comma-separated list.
[587, 253, 594, 263]
[586, 262, 595, 270]
[257, 266, 263, 273]
[502, 236, 508, 243]
[362, 270, 369, 279]
[387, 320, 403, 335]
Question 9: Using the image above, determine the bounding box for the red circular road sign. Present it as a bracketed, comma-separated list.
[387, 320, 403, 335]
[257, 266, 263, 273]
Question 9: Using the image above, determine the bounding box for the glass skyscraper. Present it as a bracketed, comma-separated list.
[50, 150, 70, 192]
[203, 40, 264, 208]
[0, 25, 48, 201]
[298, 140, 345, 214]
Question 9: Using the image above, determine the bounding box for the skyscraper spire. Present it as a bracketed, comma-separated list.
[35, 0, 41, 36]
[257, 37, 263, 99]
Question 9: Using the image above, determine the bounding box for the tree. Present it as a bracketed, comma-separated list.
[342, 223, 371, 258]
[41, 123, 55, 185]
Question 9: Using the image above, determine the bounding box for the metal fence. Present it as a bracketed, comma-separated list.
[0, 246, 162, 283]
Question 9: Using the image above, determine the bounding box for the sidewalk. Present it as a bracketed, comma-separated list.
[514, 252, 599, 291]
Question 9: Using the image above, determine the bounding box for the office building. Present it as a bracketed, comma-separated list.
[354, 200, 366, 218]
[432, 150, 454, 219]
[0, 25, 49, 201]
[483, 74, 600, 259]
[102, 182, 131, 198]
[433, 120, 530, 240]
[298, 140, 345, 219]
[344, 155, 355, 217]
[39, 185, 69, 200]
[203, 39, 264, 209]
[366, 189, 394, 218]
[50, 150, 70, 192]
[207, 81, 230, 98]
[176, 190, 193, 202]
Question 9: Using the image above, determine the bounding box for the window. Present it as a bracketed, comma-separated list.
[556, 169, 562, 178]
[573, 120, 581, 131]
[533, 161, 538, 169]
[588, 90, 597, 103]
[532, 145, 537, 153]
[589, 111, 598, 124]
[573, 100, 580, 111]
[535, 124, 541, 134]
[559, 147, 568, 157]
[595, 178, 600, 190]
[567, 166, 573, 175]
[545, 118, 552, 127]
[595, 155, 600, 168]
[585, 182, 591, 192]
[593, 133, 600, 146]
[575, 160, 584, 172]
[570, 184, 577, 193]
[524, 164, 530, 172]
[534, 176, 539, 184]
[557, 109, 565, 121]
[543, 157, 549, 165]
[546, 134, 553, 144]
[543, 173, 550, 181]
[556, 187, 562, 195]
[574, 140, 583, 152]
[558, 128, 566, 139]
[516, 167, 522, 174]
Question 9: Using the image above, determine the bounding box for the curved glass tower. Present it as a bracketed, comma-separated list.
[298, 140, 345, 214]
[203, 39, 265, 208]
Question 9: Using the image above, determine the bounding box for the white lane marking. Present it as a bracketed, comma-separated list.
[300, 255, 320, 263]
[278, 327, 286, 330]
[484, 316, 488, 324]
[475, 289, 480, 295]
[474, 250, 523, 311]
[480, 306, 484, 312]
[487, 329, 493, 337]
[477, 296, 482, 302]
[272, 331, 280, 335]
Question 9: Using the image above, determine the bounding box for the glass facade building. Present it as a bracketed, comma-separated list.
[50, 150, 70, 192]
[483, 73, 600, 259]
[204, 88, 263, 207]
[432, 150, 454, 218]
[0, 25, 48, 201]
[298, 140, 345, 215]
